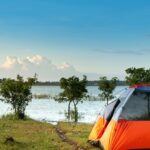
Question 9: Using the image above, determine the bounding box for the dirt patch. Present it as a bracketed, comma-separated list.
[55, 127, 88, 150]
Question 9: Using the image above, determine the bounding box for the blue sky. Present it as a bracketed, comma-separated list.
[0, 0, 150, 80]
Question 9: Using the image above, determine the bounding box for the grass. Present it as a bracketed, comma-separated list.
[0, 115, 99, 150]
[57, 122, 99, 150]
[0, 116, 72, 150]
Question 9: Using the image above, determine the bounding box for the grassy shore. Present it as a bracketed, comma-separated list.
[0, 116, 99, 150]
[57, 122, 99, 150]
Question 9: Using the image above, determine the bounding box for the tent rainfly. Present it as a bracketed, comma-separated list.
[88, 84, 150, 150]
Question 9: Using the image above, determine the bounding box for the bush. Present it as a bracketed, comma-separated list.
[0, 75, 37, 119]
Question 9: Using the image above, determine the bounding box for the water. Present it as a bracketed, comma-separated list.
[0, 86, 126, 124]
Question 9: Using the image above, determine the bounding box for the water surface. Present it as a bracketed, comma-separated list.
[0, 86, 126, 124]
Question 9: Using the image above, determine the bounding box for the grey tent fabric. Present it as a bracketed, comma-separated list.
[112, 88, 134, 121]
[119, 92, 150, 120]
[101, 87, 150, 121]
[103, 99, 120, 121]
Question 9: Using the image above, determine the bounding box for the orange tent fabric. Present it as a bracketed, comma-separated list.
[88, 85, 150, 150]
[88, 117, 107, 141]
[111, 120, 150, 150]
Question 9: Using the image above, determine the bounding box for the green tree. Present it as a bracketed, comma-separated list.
[125, 67, 150, 85]
[55, 75, 87, 122]
[0, 75, 37, 119]
[99, 76, 118, 105]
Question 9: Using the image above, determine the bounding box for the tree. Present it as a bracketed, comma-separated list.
[125, 67, 150, 85]
[55, 75, 87, 122]
[99, 76, 118, 105]
[0, 75, 37, 119]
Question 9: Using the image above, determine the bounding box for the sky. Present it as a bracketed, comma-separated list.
[0, 0, 150, 81]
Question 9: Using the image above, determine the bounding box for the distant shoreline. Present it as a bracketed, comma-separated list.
[33, 80, 126, 86]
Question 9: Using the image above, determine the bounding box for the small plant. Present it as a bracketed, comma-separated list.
[64, 110, 83, 121]
[33, 94, 51, 99]
[1, 113, 28, 120]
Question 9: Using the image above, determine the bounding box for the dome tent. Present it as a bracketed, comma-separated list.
[88, 84, 150, 150]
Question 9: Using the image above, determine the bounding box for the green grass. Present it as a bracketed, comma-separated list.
[0, 116, 72, 150]
[0, 115, 99, 150]
[57, 122, 99, 150]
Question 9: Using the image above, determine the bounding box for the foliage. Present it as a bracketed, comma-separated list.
[64, 110, 83, 121]
[99, 76, 118, 104]
[0, 75, 37, 119]
[33, 94, 51, 99]
[125, 67, 150, 85]
[55, 75, 87, 122]
[1, 113, 28, 121]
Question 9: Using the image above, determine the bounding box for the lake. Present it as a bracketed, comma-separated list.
[0, 86, 126, 124]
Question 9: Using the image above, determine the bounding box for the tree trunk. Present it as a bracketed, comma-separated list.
[68, 101, 71, 121]
[17, 106, 20, 119]
[73, 101, 78, 123]
[14, 107, 17, 114]
[74, 105, 78, 123]
[13, 102, 17, 114]
[107, 97, 109, 105]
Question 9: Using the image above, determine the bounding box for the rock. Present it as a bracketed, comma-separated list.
[4, 136, 14, 144]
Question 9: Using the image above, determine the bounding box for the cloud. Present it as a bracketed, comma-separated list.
[1, 56, 21, 69]
[26, 55, 49, 65]
[93, 49, 143, 55]
[0, 55, 100, 81]
[57, 62, 71, 69]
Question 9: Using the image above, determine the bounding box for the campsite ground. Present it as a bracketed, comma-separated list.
[0, 116, 99, 150]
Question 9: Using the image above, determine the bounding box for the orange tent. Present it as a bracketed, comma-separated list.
[88, 84, 150, 150]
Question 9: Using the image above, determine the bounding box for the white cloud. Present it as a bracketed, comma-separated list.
[0, 56, 20, 69]
[0, 55, 94, 81]
[26, 55, 50, 65]
[0, 55, 124, 81]
[57, 62, 71, 69]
